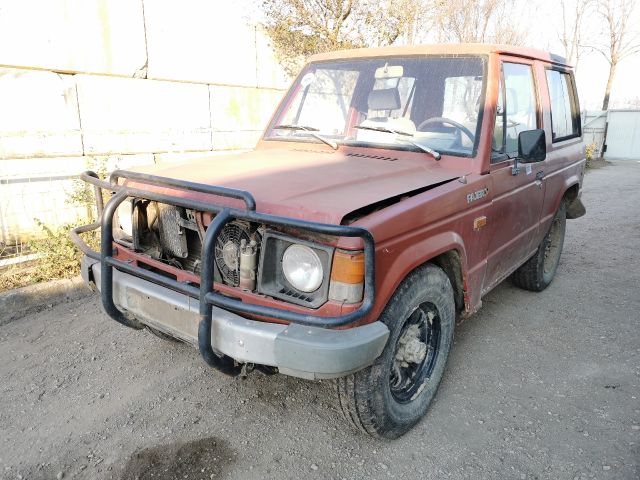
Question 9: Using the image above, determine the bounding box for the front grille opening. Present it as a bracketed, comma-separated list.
[182, 229, 202, 275]
[132, 202, 203, 276]
[130, 201, 265, 291]
[278, 287, 313, 303]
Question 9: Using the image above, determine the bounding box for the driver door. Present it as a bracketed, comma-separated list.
[483, 60, 546, 293]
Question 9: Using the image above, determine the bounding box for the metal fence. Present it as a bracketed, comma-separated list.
[582, 111, 607, 158]
[582, 110, 640, 160]
[604, 110, 640, 160]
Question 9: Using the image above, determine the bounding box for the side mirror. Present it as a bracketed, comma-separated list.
[518, 129, 546, 162]
[513, 129, 546, 175]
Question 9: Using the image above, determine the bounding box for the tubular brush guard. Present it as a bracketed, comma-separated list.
[70, 170, 376, 377]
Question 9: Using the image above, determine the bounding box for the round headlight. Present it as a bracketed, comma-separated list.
[116, 201, 133, 237]
[282, 244, 323, 293]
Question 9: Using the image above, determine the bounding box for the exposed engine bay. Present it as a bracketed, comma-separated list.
[115, 199, 344, 309]
[118, 200, 263, 290]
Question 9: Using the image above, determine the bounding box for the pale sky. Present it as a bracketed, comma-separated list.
[529, 0, 640, 111]
[245, 0, 640, 111]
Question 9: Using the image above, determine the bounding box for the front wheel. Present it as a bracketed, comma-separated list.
[335, 264, 455, 439]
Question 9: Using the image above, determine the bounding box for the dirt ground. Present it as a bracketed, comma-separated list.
[1, 160, 639, 480]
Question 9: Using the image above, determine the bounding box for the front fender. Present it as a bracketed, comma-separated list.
[373, 231, 469, 319]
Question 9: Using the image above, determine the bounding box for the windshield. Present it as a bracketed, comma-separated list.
[266, 55, 487, 157]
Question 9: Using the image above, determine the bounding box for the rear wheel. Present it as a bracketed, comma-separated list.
[512, 201, 566, 292]
[335, 264, 455, 439]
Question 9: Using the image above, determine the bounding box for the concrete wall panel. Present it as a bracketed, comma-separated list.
[76, 75, 212, 154]
[144, 0, 259, 87]
[212, 131, 262, 151]
[209, 85, 282, 149]
[0, 2, 293, 246]
[210, 85, 281, 129]
[256, 28, 291, 90]
[0, 69, 82, 159]
[0, 0, 147, 76]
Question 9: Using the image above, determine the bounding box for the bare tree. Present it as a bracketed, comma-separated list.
[394, 0, 431, 45]
[431, 0, 527, 45]
[261, 0, 427, 75]
[559, 0, 593, 71]
[594, 0, 640, 110]
[620, 96, 640, 108]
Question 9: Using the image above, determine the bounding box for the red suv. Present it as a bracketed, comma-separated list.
[73, 44, 586, 438]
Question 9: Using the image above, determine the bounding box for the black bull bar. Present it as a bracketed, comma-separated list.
[70, 170, 375, 375]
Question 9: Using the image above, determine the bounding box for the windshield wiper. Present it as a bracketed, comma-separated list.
[353, 124, 441, 161]
[273, 124, 338, 150]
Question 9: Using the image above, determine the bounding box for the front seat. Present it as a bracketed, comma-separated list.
[356, 88, 416, 142]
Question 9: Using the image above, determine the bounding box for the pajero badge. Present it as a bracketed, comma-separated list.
[467, 187, 489, 204]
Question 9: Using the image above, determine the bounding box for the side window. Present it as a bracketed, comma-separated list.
[546, 69, 580, 141]
[492, 63, 538, 160]
[504, 63, 538, 153]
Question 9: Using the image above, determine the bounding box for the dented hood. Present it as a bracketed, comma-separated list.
[129, 148, 462, 224]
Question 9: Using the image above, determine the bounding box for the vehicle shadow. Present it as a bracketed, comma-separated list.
[118, 436, 235, 480]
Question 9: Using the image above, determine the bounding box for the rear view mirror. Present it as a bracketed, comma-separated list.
[375, 64, 404, 79]
[518, 129, 546, 163]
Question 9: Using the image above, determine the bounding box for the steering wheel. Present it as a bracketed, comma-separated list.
[416, 117, 475, 144]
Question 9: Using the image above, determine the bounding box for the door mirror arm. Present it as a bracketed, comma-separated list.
[505, 152, 519, 175]
[511, 157, 521, 176]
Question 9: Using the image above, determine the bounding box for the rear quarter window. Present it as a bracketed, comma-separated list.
[546, 69, 581, 142]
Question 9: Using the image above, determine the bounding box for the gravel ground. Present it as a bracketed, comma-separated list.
[1, 160, 639, 480]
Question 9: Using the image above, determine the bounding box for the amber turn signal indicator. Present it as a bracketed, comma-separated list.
[329, 251, 365, 304]
[331, 251, 365, 284]
[473, 216, 487, 230]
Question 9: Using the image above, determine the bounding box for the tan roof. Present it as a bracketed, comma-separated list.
[308, 43, 569, 66]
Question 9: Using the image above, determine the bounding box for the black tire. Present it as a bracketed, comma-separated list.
[146, 326, 180, 343]
[512, 201, 567, 292]
[335, 263, 456, 439]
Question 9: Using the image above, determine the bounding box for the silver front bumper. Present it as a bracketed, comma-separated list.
[82, 257, 389, 379]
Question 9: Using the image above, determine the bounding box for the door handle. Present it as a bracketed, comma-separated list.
[536, 171, 545, 181]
